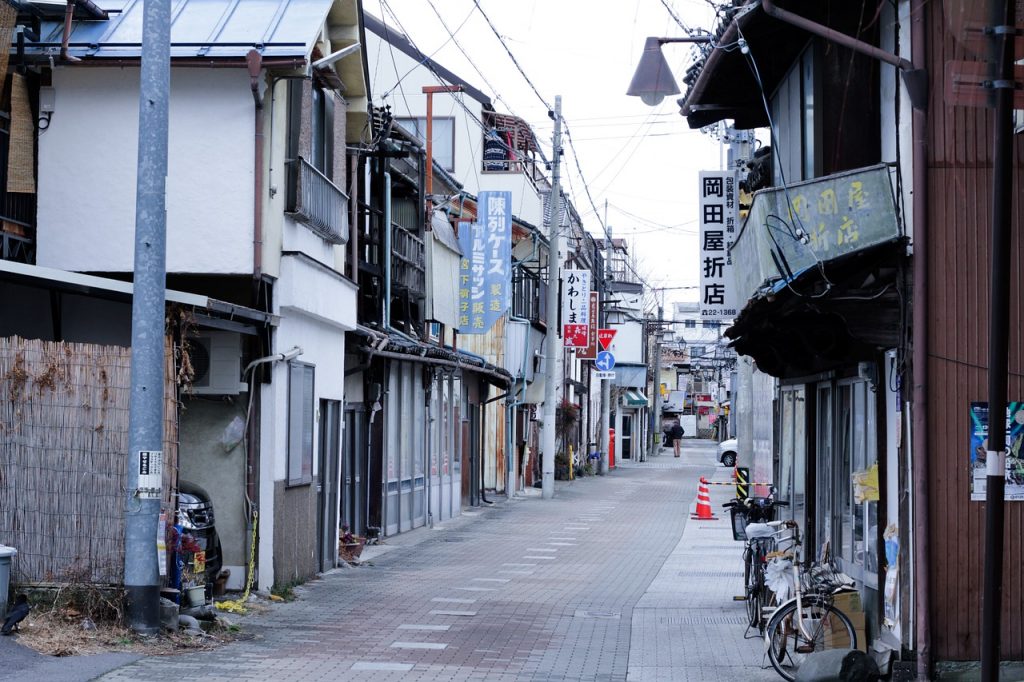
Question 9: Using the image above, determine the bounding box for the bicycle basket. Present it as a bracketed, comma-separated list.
[730, 506, 748, 541]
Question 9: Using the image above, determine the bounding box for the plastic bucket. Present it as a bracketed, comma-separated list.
[0, 545, 17, 620]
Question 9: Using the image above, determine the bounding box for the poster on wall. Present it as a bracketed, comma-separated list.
[969, 401, 1024, 501]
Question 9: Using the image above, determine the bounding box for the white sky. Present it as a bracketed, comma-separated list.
[362, 0, 725, 314]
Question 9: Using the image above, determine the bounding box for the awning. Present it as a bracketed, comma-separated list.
[622, 390, 648, 408]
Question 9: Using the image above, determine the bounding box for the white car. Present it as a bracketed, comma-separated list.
[718, 438, 738, 467]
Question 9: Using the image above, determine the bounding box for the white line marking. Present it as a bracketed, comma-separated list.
[431, 597, 476, 603]
[398, 624, 450, 631]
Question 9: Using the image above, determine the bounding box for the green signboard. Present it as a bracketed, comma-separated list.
[731, 164, 901, 303]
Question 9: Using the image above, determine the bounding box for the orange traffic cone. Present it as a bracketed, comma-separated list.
[691, 477, 718, 520]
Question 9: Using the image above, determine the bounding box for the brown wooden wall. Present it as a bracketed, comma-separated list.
[925, 1, 1024, 661]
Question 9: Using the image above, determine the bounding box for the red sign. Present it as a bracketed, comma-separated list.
[563, 324, 588, 347]
[578, 293, 599, 359]
[598, 328, 617, 350]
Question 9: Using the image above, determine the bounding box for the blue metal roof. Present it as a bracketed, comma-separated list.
[29, 0, 333, 60]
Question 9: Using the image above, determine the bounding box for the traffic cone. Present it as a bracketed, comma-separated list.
[691, 477, 718, 520]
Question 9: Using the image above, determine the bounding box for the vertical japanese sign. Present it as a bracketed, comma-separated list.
[578, 292, 599, 359]
[457, 191, 512, 334]
[699, 171, 738, 320]
[969, 401, 1024, 501]
[561, 268, 591, 346]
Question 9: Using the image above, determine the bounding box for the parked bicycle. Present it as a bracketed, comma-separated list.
[723, 492, 789, 634]
[761, 525, 858, 681]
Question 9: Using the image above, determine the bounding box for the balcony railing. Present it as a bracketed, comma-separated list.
[512, 271, 547, 325]
[1, 231, 34, 264]
[286, 157, 349, 245]
[391, 222, 425, 296]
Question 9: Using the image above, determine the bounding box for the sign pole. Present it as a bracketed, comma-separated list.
[541, 96, 563, 500]
[124, 0, 170, 635]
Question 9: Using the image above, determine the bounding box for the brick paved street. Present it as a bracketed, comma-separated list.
[6, 440, 781, 681]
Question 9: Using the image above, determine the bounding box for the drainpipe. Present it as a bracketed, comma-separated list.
[60, 1, 81, 63]
[761, 0, 911, 70]
[506, 231, 541, 496]
[247, 50, 264, 283]
[908, 0, 930, 678]
[384, 170, 392, 327]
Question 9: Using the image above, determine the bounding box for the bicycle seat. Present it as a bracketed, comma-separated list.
[745, 522, 776, 539]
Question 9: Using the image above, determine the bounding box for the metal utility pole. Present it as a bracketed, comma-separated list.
[541, 96, 564, 500]
[124, 0, 170, 635]
[649, 304, 663, 459]
[981, 1, 1015, 678]
[599, 222, 612, 475]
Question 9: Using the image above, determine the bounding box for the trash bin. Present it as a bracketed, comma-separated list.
[0, 545, 16, 621]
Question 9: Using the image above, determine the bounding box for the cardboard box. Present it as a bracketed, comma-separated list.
[832, 590, 867, 652]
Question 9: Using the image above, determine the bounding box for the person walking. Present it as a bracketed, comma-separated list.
[669, 421, 685, 458]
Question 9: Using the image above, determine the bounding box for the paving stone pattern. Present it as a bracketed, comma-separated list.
[90, 441, 778, 681]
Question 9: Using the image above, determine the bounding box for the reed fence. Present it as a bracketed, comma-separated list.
[0, 337, 177, 586]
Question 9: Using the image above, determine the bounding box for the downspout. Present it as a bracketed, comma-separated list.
[384, 170, 392, 327]
[247, 50, 264, 283]
[60, 1, 81, 63]
[909, 1, 930, 678]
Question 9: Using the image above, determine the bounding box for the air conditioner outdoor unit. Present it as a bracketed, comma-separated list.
[188, 331, 246, 395]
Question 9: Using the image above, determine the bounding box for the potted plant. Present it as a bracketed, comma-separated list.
[338, 526, 365, 563]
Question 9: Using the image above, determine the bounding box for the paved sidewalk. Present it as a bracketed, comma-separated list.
[2, 440, 779, 682]
[620, 444, 779, 681]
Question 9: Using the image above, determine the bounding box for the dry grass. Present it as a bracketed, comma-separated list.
[14, 607, 247, 657]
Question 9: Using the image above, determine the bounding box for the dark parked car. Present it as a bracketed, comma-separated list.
[177, 480, 223, 596]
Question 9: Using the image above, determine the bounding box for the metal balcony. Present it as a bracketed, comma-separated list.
[391, 222, 425, 297]
[286, 157, 349, 245]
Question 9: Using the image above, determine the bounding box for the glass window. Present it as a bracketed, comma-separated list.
[287, 362, 315, 485]
[684, 319, 696, 329]
[778, 390, 795, 510]
[792, 388, 806, 529]
[397, 117, 455, 172]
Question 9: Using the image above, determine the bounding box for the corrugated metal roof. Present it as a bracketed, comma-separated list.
[28, 0, 332, 60]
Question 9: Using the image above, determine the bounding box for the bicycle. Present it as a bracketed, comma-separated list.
[761, 526, 858, 681]
[723, 493, 789, 634]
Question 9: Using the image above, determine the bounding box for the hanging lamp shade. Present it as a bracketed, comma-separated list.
[626, 37, 681, 106]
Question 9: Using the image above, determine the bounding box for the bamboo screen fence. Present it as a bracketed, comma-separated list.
[0, 337, 178, 586]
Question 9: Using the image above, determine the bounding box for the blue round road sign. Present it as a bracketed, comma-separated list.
[596, 351, 616, 371]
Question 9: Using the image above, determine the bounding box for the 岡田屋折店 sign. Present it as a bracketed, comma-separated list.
[698, 171, 738, 320]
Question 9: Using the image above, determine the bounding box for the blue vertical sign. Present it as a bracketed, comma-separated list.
[457, 191, 512, 334]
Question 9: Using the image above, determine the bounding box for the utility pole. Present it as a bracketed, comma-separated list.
[541, 96, 564, 500]
[981, 1, 1016, 678]
[124, 0, 170, 635]
[649, 303, 664, 459]
[599, 222, 612, 475]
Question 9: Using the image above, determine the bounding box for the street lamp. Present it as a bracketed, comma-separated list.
[626, 36, 711, 107]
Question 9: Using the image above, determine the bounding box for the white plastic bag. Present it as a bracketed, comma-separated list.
[764, 556, 795, 603]
[219, 416, 245, 452]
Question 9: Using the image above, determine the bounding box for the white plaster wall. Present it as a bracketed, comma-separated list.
[256, 303, 351, 591]
[38, 68, 255, 274]
[607, 320, 643, 365]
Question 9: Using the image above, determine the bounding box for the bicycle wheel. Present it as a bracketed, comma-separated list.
[764, 596, 857, 681]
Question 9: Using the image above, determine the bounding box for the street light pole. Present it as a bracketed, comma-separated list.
[124, 0, 170, 635]
[541, 96, 564, 500]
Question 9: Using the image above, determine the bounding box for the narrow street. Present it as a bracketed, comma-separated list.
[94, 440, 778, 682]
